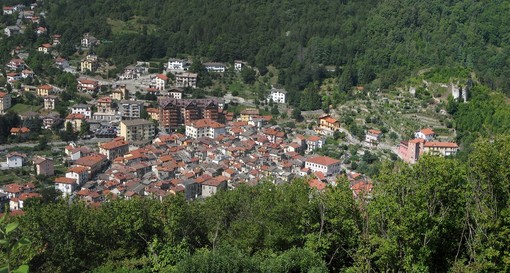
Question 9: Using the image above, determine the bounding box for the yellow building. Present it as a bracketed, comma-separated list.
[80, 55, 99, 72]
[120, 119, 155, 141]
[37, 84, 53, 96]
[240, 108, 259, 122]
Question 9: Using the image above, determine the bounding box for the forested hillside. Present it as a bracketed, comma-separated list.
[39, 0, 510, 96]
[2, 135, 509, 272]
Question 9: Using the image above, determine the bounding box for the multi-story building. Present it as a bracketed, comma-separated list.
[423, 142, 459, 157]
[99, 137, 129, 160]
[65, 113, 85, 131]
[44, 95, 58, 110]
[0, 92, 11, 114]
[96, 97, 114, 113]
[77, 78, 99, 93]
[167, 58, 189, 72]
[365, 129, 383, 146]
[306, 136, 324, 154]
[33, 156, 54, 176]
[120, 119, 155, 141]
[175, 72, 198, 88]
[317, 115, 340, 135]
[305, 156, 342, 176]
[415, 128, 436, 141]
[71, 104, 92, 119]
[159, 98, 220, 132]
[111, 85, 128, 100]
[154, 74, 168, 90]
[80, 54, 99, 72]
[240, 108, 259, 122]
[267, 88, 287, 103]
[167, 88, 183, 99]
[119, 100, 143, 119]
[185, 119, 226, 139]
[36, 84, 54, 96]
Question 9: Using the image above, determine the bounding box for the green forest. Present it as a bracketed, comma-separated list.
[0, 135, 508, 272]
[36, 0, 510, 97]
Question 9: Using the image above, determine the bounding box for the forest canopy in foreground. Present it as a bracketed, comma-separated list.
[1, 135, 509, 272]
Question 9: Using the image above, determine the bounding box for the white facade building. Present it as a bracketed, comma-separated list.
[185, 119, 226, 139]
[304, 156, 341, 176]
[267, 88, 287, 103]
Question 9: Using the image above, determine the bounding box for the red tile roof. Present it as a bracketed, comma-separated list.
[307, 156, 341, 166]
[54, 177, 76, 184]
[424, 142, 459, 148]
[420, 128, 435, 135]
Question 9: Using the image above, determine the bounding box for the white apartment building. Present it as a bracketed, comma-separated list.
[185, 119, 226, 139]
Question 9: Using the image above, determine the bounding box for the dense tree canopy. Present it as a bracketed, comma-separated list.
[2, 135, 508, 272]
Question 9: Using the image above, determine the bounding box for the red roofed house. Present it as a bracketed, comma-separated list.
[54, 177, 77, 196]
[185, 119, 226, 139]
[155, 74, 168, 90]
[201, 176, 228, 197]
[73, 154, 107, 177]
[309, 179, 326, 191]
[10, 127, 30, 137]
[38, 43, 52, 54]
[7, 58, 25, 70]
[306, 135, 324, 154]
[66, 166, 89, 185]
[305, 156, 341, 176]
[318, 115, 340, 135]
[37, 84, 54, 96]
[415, 128, 436, 141]
[65, 113, 85, 131]
[99, 138, 129, 160]
[77, 78, 99, 93]
[365, 129, 383, 146]
[423, 142, 459, 157]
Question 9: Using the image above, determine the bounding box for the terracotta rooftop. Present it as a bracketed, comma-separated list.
[424, 142, 459, 148]
[306, 156, 341, 166]
[54, 177, 76, 184]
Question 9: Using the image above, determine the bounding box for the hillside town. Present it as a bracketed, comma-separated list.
[0, 2, 460, 214]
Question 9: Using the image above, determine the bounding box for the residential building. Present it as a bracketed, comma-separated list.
[305, 156, 342, 176]
[10, 127, 30, 137]
[267, 88, 287, 103]
[65, 113, 86, 131]
[186, 119, 226, 139]
[120, 119, 155, 141]
[81, 33, 99, 48]
[37, 84, 54, 96]
[415, 128, 436, 141]
[146, 108, 160, 121]
[21, 69, 34, 78]
[159, 98, 220, 132]
[0, 92, 11, 114]
[80, 54, 99, 72]
[7, 59, 25, 70]
[99, 138, 129, 160]
[96, 97, 114, 113]
[66, 166, 89, 185]
[3, 6, 14, 15]
[240, 108, 259, 122]
[54, 57, 69, 69]
[167, 58, 189, 72]
[42, 113, 61, 129]
[36, 27, 46, 35]
[423, 142, 459, 157]
[167, 88, 183, 99]
[175, 72, 198, 88]
[6, 152, 27, 168]
[77, 79, 99, 93]
[398, 138, 426, 164]
[203, 62, 226, 73]
[202, 176, 227, 197]
[52, 34, 62, 45]
[306, 136, 324, 154]
[33, 156, 54, 176]
[54, 177, 77, 196]
[38, 43, 52, 54]
[4, 26, 20, 37]
[73, 154, 107, 177]
[111, 85, 128, 100]
[365, 129, 383, 146]
[317, 115, 340, 134]
[234, 60, 245, 71]
[70, 104, 92, 119]
[6, 72, 20, 83]
[119, 100, 143, 119]
[154, 74, 168, 90]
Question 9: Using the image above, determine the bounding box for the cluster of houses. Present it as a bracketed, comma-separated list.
[398, 128, 459, 164]
[45, 113, 374, 206]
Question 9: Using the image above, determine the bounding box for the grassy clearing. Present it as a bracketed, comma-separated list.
[107, 17, 157, 35]
[9, 104, 42, 114]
